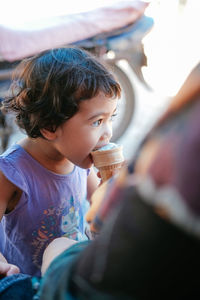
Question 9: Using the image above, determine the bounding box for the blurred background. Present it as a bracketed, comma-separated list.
[0, 0, 199, 160]
[117, 0, 200, 160]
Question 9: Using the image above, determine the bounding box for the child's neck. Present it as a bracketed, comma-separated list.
[19, 137, 74, 175]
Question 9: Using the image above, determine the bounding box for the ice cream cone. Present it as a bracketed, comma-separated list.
[91, 144, 124, 182]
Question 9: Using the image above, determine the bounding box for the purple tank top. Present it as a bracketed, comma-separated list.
[0, 144, 90, 276]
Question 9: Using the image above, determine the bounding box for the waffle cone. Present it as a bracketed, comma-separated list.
[98, 162, 124, 182]
[91, 145, 124, 182]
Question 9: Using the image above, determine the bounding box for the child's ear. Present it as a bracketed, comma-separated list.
[40, 128, 57, 141]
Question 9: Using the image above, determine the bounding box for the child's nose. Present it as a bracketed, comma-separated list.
[100, 123, 112, 142]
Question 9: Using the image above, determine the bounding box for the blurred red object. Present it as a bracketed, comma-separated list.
[0, 1, 148, 62]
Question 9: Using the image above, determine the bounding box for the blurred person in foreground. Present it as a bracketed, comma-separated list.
[1, 62, 200, 299]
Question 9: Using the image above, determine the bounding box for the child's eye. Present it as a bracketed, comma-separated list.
[110, 113, 117, 121]
[92, 119, 103, 127]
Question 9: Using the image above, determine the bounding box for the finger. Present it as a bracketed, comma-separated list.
[0, 263, 10, 276]
[97, 171, 101, 178]
[6, 264, 20, 276]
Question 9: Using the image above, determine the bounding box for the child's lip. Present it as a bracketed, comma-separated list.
[92, 143, 109, 151]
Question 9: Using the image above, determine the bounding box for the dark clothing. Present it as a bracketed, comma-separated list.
[38, 241, 90, 300]
[0, 273, 34, 300]
[74, 188, 200, 300]
[37, 188, 200, 299]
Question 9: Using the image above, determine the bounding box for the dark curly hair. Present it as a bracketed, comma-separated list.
[2, 47, 121, 138]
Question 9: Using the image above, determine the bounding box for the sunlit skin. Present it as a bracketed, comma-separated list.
[52, 93, 118, 169]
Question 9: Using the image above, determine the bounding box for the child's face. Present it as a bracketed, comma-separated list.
[54, 92, 118, 168]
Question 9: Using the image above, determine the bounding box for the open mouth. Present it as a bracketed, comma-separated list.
[92, 143, 109, 152]
[89, 153, 94, 162]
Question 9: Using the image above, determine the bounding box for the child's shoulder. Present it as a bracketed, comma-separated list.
[0, 143, 33, 175]
[0, 143, 26, 163]
[1, 143, 22, 156]
[0, 144, 29, 192]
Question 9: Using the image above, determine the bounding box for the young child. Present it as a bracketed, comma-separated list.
[0, 47, 121, 276]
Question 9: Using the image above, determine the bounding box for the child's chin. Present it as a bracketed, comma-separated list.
[78, 156, 93, 169]
[81, 162, 93, 169]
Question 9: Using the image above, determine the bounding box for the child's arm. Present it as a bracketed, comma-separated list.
[41, 237, 77, 276]
[0, 171, 21, 276]
[87, 167, 100, 202]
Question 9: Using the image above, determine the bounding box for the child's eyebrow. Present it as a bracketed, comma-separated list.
[88, 112, 107, 121]
[88, 108, 117, 121]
